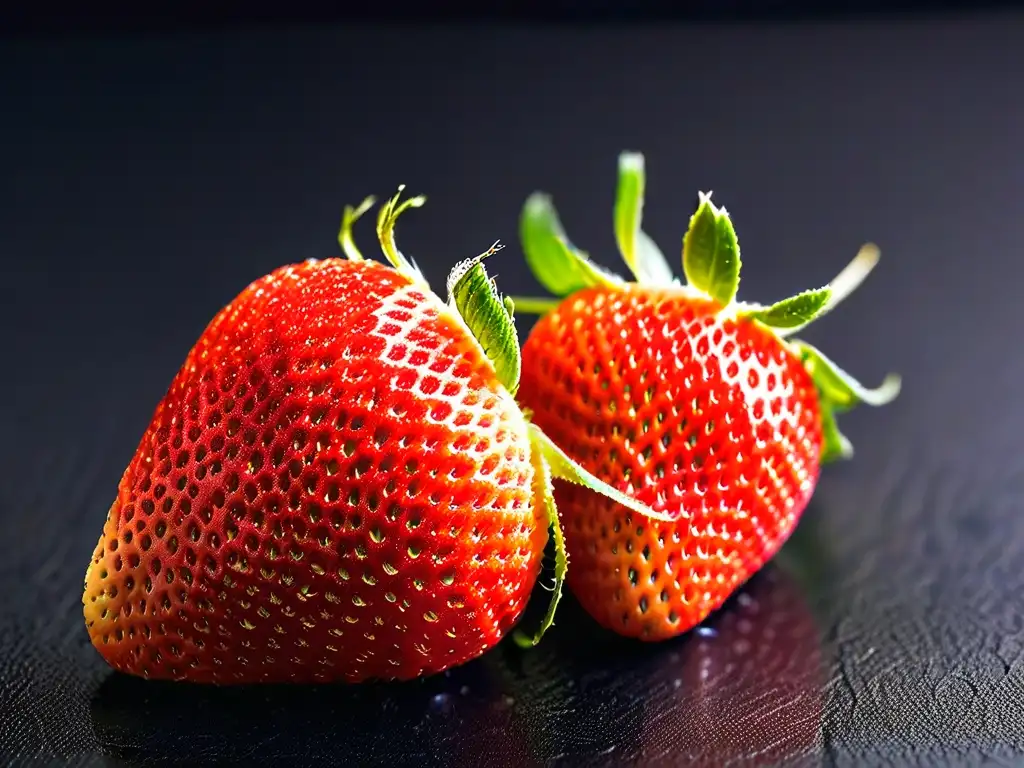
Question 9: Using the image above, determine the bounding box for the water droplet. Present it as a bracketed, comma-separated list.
[429, 692, 454, 714]
[459, 685, 470, 696]
[502, 694, 516, 706]
[672, 678, 682, 689]
[696, 626, 717, 638]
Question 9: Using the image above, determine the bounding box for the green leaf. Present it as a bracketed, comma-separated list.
[376, 186, 428, 284]
[793, 340, 901, 412]
[818, 404, 854, 464]
[613, 152, 675, 285]
[746, 286, 832, 329]
[512, 453, 566, 648]
[447, 243, 521, 395]
[338, 195, 376, 261]
[527, 424, 675, 523]
[775, 243, 882, 338]
[682, 192, 741, 306]
[519, 192, 622, 297]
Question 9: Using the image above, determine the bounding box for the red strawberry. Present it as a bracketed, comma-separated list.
[82, 189, 664, 684]
[514, 153, 899, 641]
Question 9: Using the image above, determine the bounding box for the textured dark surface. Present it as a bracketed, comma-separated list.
[2, 14, 1024, 767]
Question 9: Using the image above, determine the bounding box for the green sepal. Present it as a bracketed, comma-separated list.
[682, 192, 741, 306]
[744, 286, 832, 330]
[338, 195, 376, 261]
[774, 243, 882, 338]
[818, 403, 854, 464]
[507, 296, 562, 316]
[793, 340, 901, 413]
[519, 192, 623, 297]
[512, 452, 566, 648]
[447, 243, 521, 395]
[613, 152, 675, 285]
[527, 424, 675, 522]
[376, 186, 428, 284]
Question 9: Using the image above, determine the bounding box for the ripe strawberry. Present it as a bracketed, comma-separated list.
[515, 153, 900, 641]
[82, 189, 666, 684]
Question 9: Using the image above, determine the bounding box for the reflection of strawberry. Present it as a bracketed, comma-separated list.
[482, 566, 822, 767]
[654, 566, 824, 766]
[82, 190, 664, 684]
[516, 152, 900, 641]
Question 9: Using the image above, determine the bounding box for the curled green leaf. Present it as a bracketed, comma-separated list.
[682, 192, 741, 307]
[794, 340, 901, 412]
[447, 243, 521, 395]
[512, 452, 566, 648]
[520, 193, 622, 297]
[376, 186, 427, 284]
[338, 195, 376, 261]
[613, 152, 675, 286]
[527, 424, 676, 523]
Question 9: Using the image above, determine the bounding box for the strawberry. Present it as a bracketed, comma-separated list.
[82, 189, 666, 684]
[514, 153, 900, 641]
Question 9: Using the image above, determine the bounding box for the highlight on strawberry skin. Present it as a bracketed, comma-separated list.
[514, 152, 900, 641]
[82, 187, 672, 685]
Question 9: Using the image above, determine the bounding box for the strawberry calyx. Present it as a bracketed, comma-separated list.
[790, 339, 901, 462]
[338, 189, 677, 646]
[515, 150, 901, 461]
[337, 186, 431, 290]
[445, 242, 522, 395]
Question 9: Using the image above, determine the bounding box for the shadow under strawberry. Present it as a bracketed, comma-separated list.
[89, 658, 536, 768]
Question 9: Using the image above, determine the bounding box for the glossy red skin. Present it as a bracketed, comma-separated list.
[518, 285, 823, 640]
[83, 259, 546, 683]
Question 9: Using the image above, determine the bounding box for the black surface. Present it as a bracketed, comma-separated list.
[2, 14, 1024, 767]
[1, 1, 1016, 39]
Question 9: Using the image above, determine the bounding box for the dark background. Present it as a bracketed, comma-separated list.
[3, 4, 1024, 766]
